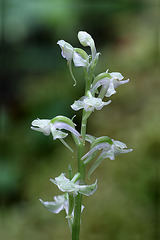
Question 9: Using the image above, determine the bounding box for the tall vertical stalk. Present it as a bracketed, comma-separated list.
[72, 67, 93, 239]
[72, 114, 87, 240]
[32, 31, 132, 240]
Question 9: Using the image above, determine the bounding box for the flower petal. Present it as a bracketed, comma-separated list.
[113, 79, 129, 89]
[110, 72, 124, 80]
[78, 180, 97, 196]
[39, 196, 65, 214]
[57, 40, 74, 60]
[105, 79, 117, 97]
[112, 140, 127, 149]
[31, 119, 51, 135]
[73, 51, 89, 67]
[113, 145, 133, 156]
[71, 100, 85, 111]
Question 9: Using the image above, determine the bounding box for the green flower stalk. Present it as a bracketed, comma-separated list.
[31, 31, 132, 240]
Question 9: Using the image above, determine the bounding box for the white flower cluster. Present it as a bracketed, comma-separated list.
[57, 31, 129, 113]
[39, 172, 97, 218]
[31, 31, 133, 225]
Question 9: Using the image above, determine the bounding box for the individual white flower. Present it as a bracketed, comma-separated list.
[31, 116, 82, 152]
[57, 40, 88, 67]
[78, 31, 96, 58]
[92, 70, 129, 98]
[100, 139, 133, 160]
[57, 40, 89, 85]
[50, 173, 97, 196]
[39, 194, 69, 214]
[40, 193, 85, 220]
[82, 136, 133, 178]
[71, 91, 111, 112]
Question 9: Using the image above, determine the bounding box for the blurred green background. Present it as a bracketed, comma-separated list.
[1, 0, 159, 239]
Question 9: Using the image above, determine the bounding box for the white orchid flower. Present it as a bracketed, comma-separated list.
[31, 116, 82, 151]
[82, 136, 133, 178]
[71, 91, 111, 112]
[40, 193, 85, 221]
[50, 173, 97, 196]
[39, 194, 69, 214]
[57, 40, 89, 86]
[78, 31, 100, 69]
[78, 31, 96, 58]
[31, 117, 80, 140]
[57, 40, 88, 67]
[92, 70, 129, 98]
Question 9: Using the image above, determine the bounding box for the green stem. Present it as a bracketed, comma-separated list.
[72, 144, 84, 240]
[72, 66, 94, 240]
[72, 112, 87, 240]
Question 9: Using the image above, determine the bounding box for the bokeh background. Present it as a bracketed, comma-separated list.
[1, 0, 159, 239]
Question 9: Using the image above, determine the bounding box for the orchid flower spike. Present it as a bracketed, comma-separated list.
[92, 70, 129, 98]
[71, 90, 111, 112]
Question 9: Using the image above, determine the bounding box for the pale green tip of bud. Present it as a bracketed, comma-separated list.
[78, 31, 94, 47]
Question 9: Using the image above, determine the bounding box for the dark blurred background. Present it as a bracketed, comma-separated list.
[0, 0, 159, 239]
